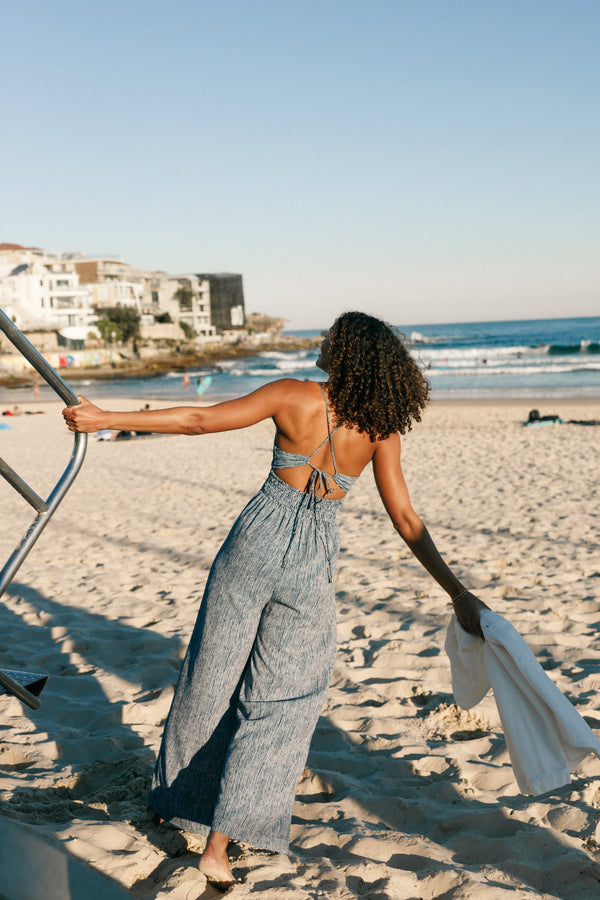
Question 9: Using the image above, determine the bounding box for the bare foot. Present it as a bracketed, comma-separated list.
[200, 830, 236, 892]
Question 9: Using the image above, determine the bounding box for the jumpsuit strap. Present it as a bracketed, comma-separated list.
[311, 384, 339, 476]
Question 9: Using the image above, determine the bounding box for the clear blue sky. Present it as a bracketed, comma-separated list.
[2, 0, 599, 329]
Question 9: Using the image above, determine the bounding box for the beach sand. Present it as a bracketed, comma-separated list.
[1, 396, 599, 899]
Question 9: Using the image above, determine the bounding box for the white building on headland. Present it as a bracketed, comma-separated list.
[73, 256, 149, 310]
[0, 245, 95, 334]
[73, 259, 218, 338]
[0, 244, 244, 343]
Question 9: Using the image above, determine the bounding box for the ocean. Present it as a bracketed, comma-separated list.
[2, 316, 600, 404]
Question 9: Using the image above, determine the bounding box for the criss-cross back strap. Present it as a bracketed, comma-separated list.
[308, 384, 339, 474]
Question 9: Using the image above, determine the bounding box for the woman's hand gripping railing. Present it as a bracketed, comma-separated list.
[0, 308, 87, 708]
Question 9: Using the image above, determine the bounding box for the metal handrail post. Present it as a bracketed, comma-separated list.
[0, 307, 88, 708]
[0, 671, 42, 710]
[0, 431, 87, 598]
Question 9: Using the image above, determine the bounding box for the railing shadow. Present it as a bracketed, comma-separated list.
[0, 581, 183, 846]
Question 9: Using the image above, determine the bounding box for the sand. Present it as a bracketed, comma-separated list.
[1, 395, 599, 899]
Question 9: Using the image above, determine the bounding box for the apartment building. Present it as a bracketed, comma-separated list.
[0, 245, 95, 333]
[157, 274, 217, 339]
[197, 273, 245, 333]
[0, 244, 245, 342]
[74, 257, 149, 311]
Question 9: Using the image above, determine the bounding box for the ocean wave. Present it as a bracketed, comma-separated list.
[548, 341, 600, 355]
[417, 344, 534, 360]
[226, 363, 314, 378]
[216, 359, 241, 371]
[260, 349, 311, 360]
[409, 331, 442, 344]
[271, 357, 316, 372]
[216, 354, 316, 376]
[220, 356, 316, 377]
[162, 366, 219, 379]
[427, 362, 600, 377]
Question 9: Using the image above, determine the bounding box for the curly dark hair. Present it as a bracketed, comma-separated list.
[326, 311, 430, 440]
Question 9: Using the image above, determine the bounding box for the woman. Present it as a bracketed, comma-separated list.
[63, 311, 486, 890]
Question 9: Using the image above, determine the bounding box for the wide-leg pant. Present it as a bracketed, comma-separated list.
[148, 471, 342, 853]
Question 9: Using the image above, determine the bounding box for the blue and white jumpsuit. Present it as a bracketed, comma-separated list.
[148, 386, 357, 853]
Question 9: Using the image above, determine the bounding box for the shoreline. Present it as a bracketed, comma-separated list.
[2, 392, 599, 414]
[2, 395, 598, 421]
[0, 334, 321, 388]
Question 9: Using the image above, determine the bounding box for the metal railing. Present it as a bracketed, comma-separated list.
[0, 308, 87, 708]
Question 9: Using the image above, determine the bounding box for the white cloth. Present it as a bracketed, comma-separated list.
[445, 609, 600, 794]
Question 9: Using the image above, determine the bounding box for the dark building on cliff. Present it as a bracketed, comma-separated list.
[196, 273, 245, 333]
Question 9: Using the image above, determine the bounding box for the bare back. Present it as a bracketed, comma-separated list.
[272, 380, 378, 499]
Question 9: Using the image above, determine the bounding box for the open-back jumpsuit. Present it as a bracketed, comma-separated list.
[148, 385, 357, 853]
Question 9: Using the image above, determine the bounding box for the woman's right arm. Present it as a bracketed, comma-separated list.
[372, 433, 488, 637]
[62, 380, 295, 436]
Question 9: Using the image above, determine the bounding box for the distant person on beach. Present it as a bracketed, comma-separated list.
[196, 374, 212, 398]
[62, 311, 487, 890]
[95, 405, 153, 440]
[182, 373, 190, 390]
[526, 409, 562, 425]
[526, 408, 600, 427]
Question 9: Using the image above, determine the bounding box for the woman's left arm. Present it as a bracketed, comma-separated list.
[372, 434, 489, 637]
[62, 380, 292, 435]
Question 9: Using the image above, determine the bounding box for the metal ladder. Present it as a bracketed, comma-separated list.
[0, 308, 87, 708]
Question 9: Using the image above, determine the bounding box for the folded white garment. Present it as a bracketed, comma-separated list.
[445, 609, 600, 794]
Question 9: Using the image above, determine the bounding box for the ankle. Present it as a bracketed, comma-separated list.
[205, 830, 230, 854]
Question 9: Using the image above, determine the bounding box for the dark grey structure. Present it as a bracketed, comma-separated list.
[196, 273, 245, 333]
